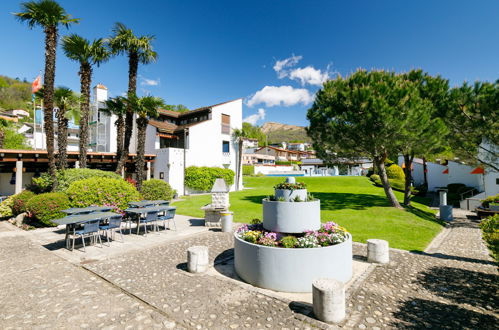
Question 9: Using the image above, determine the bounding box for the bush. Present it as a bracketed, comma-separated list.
[141, 179, 173, 201]
[29, 168, 123, 193]
[479, 214, 498, 262]
[369, 174, 380, 183]
[66, 177, 140, 212]
[482, 194, 499, 208]
[242, 165, 254, 176]
[12, 190, 35, 215]
[185, 166, 235, 192]
[0, 197, 14, 218]
[386, 164, 405, 180]
[26, 193, 70, 226]
[280, 236, 298, 248]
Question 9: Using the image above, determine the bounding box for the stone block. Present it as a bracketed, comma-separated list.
[187, 246, 209, 273]
[367, 239, 389, 264]
[312, 278, 345, 323]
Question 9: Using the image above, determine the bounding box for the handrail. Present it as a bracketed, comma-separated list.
[459, 188, 481, 201]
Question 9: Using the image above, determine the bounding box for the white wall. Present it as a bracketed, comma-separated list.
[0, 172, 35, 196]
[153, 147, 186, 195]
[254, 165, 294, 175]
[484, 171, 499, 197]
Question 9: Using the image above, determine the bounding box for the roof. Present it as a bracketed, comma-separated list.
[149, 119, 204, 134]
[95, 83, 108, 90]
[157, 98, 243, 118]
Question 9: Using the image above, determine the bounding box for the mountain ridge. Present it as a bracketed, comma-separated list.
[261, 121, 311, 143]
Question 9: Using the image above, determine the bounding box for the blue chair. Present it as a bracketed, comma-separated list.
[71, 220, 103, 252]
[99, 215, 124, 245]
[157, 208, 177, 231]
[137, 211, 159, 236]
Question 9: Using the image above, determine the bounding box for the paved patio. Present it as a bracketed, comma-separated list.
[0, 211, 497, 329]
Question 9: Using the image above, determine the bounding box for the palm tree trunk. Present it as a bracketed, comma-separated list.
[57, 109, 68, 170]
[375, 155, 402, 209]
[135, 116, 148, 191]
[43, 25, 58, 190]
[237, 138, 243, 190]
[116, 52, 138, 175]
[116, 114, 125, 162]
[78, 64, 92, 168]
[403, 153, 414, 206]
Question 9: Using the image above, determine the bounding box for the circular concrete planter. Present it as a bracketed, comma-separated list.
[274, 189, 307, 202]
[234, 233, 352, 293]
[263, 199, 321, 233]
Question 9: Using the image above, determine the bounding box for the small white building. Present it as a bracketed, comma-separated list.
[301, 158, 372, 176]
[242, 138, 259, 149]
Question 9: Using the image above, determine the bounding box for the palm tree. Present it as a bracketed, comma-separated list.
[54, 87, 79, 169]
[102, 96, 127, 168]
[62, 34, 109, 168]
[108, 23, 157, 175]
[14, 0, 79, 190]
[127, 94, 165, 191]
[232, 128, 247, 191]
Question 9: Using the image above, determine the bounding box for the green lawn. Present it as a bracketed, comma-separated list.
[172, 176, 443, 251]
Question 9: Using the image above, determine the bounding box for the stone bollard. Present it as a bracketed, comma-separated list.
[187, 246, 209, 273]
[220, 211, 233, 232]
[312, 278, 345, 324]
[367, 239, 389, 264]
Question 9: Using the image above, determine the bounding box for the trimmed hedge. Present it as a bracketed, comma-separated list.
[30, 168, 123, 193]
[185, 166, 235, 192]
[12, 190, 35, 215]
[386, 164, 405, 180]
[141, 179, 173, 201]
[242, 165, 254, 176]
[66, 177, 140, 212]
[26, 193, 70, 226]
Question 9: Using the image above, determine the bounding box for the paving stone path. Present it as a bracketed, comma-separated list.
[0, 213, 497, 329]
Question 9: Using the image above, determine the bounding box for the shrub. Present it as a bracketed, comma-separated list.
[66, 177, 140, 213]
[482, 194, 499, 208]
[242, 165, 254, 176]
[26, 193, 70, 226]
[370, 174, 380, 183]
[0, 197, 14, 218]
[274, 181, 307, 190]
[479, 214, 498, 262]
[12, 190, 35, 215]
[280, 236, 298, 248]
[185, 166, 235, 192]
[29, 168, 123, 193]
[141, 179, 173, 201]
[250, 218, 262, 225]
[386, 164, 405, 180]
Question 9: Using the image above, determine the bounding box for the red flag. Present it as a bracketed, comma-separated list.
[470, 167, 485, 174]
[442, 168, 449, 174]
[32, 75, 41, 93]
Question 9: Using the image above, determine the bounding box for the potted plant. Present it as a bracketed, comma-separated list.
[273, 181, 308, 202]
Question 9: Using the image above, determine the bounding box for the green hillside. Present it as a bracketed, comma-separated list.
[0, 75, 32, 111]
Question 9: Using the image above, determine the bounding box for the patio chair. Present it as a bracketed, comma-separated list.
[99, 215, 124, 246]
[137, 211, 159, 236]
[71, 219, 103, 252]
[157, 208, 177, 231]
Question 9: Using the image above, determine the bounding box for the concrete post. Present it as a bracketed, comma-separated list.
[439, 190, 447, 206]
[187, 246, 209, 273]
[312, 278, 345, 324]
[75, 161, 80, 169]
[15, 160, 23, 194]
[146, 162, 151, 180]
[367, 239, 389, 264]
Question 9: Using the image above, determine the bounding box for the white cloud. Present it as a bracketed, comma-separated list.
[289, 66, 330, 86]
[243, 108, 266, 125]
[273, 55, 302, 78]
[247, 85, 314, 107]
[140, 76, 160, 86]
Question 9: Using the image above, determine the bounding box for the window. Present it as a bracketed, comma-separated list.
[221, 114, 230, 134]
[222, 141, 230, 153]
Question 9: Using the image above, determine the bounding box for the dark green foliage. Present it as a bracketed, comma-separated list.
[386, 164, 405, 180]
[250, 218, 262, 225]
[163, 104, 189, 113]
[66, 177, 140, 212]
[26, 192, 70, 226]
[12, 190, 35, 215]
[242, 165, 254, 176]
[242, 122, 267, 146]
[30, 168, 123, 193]
[479, 215, 498, 262]
[141, 179, 173, 201]
[184, 166, 235, 192]
[274, 181, 307, 190]
[280, 236, 298, 248]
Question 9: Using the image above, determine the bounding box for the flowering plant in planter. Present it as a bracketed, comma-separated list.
[274, 182, 307, 190]
[236, 221, 348, 248]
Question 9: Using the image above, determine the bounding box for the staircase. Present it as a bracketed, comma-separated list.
[460, 191, 485, 211]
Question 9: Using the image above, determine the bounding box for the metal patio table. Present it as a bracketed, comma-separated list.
[61, 206, 114, 215]
[128, 200, 169, 208]
[53, 211, 120, 250]
[124, 205, 176, 234]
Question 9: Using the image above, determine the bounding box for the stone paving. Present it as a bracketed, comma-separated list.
[0, 211, 498, 329]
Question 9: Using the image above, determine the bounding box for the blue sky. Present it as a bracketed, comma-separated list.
[0, 0, 498, 126]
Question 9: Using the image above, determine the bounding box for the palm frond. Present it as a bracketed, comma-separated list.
[13, 0, 79, 29]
